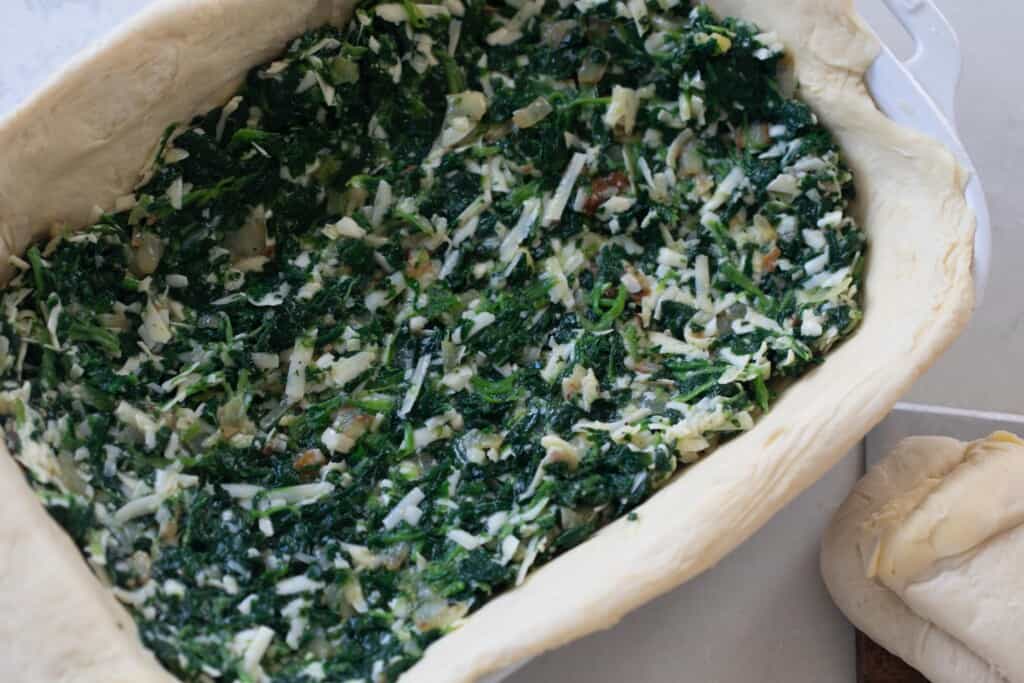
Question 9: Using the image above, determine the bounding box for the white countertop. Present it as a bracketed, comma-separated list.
[3, 1, 1021, 681]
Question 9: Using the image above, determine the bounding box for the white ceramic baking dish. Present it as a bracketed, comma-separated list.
[485, 0, 990, 679]
[0, 1, 986, 682]
[864, 0, 990, 304]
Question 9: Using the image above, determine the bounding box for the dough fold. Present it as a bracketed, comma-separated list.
[823, 433, 1024, 683]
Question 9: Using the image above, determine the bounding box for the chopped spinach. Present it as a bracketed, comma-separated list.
[1, 0, 864, 680]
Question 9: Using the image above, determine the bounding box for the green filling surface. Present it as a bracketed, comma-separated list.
[2, 0, 864, 680]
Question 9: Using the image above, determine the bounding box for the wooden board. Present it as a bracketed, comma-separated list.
[857, 630, 929, 683]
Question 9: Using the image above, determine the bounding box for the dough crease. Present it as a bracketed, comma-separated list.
[822, 433, 1024, 683]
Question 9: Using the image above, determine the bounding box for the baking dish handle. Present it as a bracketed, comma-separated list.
[880, 0, 962, 123]
[877, 0, 989, 307]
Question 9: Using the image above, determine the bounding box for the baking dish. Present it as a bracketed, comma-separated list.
[0, 1, 982, 682]
[864, 0, 990, 304]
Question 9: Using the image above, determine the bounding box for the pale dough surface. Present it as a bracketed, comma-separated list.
[863, 433, 1024, 593]
[822, 433, 1024, 683]
[0, 0, 975, 681]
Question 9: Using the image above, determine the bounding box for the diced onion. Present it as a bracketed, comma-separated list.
[226, 206, 268, 261]
[541, 19, 576, 46]
[131, 231, 165, 276]
[577, 50, 609, 84]
[512, 97, 553, 129]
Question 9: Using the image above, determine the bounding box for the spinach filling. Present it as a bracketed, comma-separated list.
[1, 0, 864, 680]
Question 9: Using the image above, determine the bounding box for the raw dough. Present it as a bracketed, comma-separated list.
[822, 433, 1024, 683]
[0, 0, 975, 681]
[863, 433, 1024, 593]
